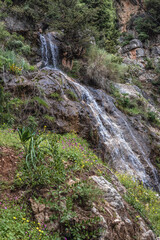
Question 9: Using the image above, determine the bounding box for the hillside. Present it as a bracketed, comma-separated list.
[0, 0, 160, 239]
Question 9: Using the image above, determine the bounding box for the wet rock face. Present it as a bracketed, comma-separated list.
[4, 70, 99, 143]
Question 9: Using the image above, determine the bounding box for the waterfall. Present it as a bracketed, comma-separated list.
[40, 33, 59, 69]
[62, 75, 159, 189]
[39, 33, 160, 191]
[40, 34, 49, 67]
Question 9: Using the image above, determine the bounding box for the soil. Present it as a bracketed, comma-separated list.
[0, 146, 19, 182]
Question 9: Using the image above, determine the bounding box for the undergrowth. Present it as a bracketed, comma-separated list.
[117, 173, 160, 236]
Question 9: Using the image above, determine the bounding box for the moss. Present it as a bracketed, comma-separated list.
[65, 89, 78, 101]
[49, 92, 63, 101]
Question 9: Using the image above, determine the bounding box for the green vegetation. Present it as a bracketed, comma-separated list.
[145, 58, 154, 70]
[0, 126, 103, 239]
[117, 173, 160, 236]
[0, 22, 35, 74]
[32, 96, 49, 109]
[65, 89, 78, 101]
[134, 0, 160, 41]
[0, 86, 24, 126]
[147, 111, 160, 125]
[2, 0, 118, 54]
[121, 32, 134, 47]
[50, 92, 63, 101]
[110, 86, 144, 116]
[0, 202, 52, 240]
[115, 93, 144, 116]
[15, 130, 101, 189]
[86, 46, 127, 88]
[0, 128, 20, 148]
[83, 0, 119, 52]
[111, 85, 160, 127]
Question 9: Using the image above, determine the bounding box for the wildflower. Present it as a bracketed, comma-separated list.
[13, 217, 17, 219]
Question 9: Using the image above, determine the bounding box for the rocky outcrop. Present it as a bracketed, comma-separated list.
[29, 174, 157, 240]
[115, 0, 144, 32]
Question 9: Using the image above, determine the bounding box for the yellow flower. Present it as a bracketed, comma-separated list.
[13, 217, 16, 219]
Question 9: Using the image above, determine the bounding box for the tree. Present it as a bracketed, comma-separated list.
[48, 0, 95, 53]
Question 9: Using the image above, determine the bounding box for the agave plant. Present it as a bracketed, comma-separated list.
[18, 127, 44, 170]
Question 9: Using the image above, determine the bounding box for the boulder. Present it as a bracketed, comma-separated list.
[91, 176, 124, 210]
[151, 46, 160, 56]
[122, 39, 143, 54]
[136, 48, 145, 58]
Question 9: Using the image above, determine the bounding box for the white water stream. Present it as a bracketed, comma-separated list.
[40, 33, 160, 191]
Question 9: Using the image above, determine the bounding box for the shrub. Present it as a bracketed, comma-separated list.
[147, 111, 159, 125]
[145, 58, 154, 70]
[86, 46, 127, 88]
[121, 32, 134, 47]
[134, 0, 160, 41]
[0, 49, 34, 72]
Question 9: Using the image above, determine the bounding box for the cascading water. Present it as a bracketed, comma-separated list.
[40, 33, 59, 69]
[40, 34, 160, 191]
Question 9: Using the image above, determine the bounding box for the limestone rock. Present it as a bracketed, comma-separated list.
[140, 230, 156, 240]
[151, 46, 160, 56]
[122, 39, 143, 54]
[91, 176, 124, 210]
[136, 48, 145, 58]
[35, 212, 45, 224]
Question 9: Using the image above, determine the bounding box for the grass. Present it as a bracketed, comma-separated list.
[0, 128, 21, 149]
[0, 200, 54, 240]
[65, 90, 78, 101]
[49, 92, 63, 101]
[1, 127, 160, 238]
[117, 173, 160, 236]
[1, 128, 103, 239]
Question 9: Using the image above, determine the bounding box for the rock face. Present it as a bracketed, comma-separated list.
[4, 68, 160, 191]
[115, 0, 144, 32]
[90, 175, 156, 240]
[29, 174, 157, 240]
[91, 176, 124, 210]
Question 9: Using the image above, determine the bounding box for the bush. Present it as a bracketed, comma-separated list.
[0, 49, 34, 73]
[0, 23, 34, 73]
[134, 0, 160, 41]
[147, 111, 159, 125]
[86, 46, 127, 88]
[121, 32, 134, 47]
